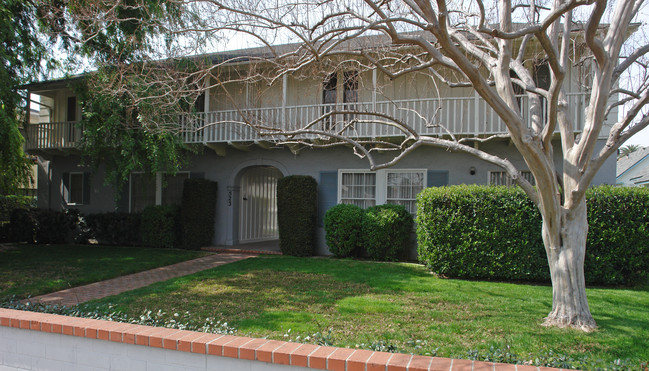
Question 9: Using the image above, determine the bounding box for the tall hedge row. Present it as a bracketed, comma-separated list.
[181, 178, 217, 249]
[416, 185, 649, 286]
[277, 175, 317, 256]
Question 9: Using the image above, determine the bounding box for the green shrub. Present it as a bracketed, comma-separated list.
[7, 208, 75, 244]
[277, 175, 317, 256]
[585, 186, 649, 285]
[362, 204, 413, 261]
[324, 203, 364, 258]
[141, 205, 181, 248]
[8, 208, 36, 243]
[34, 210, 75, 244]
[181, 178, 217, 249]
[0, 195, 35, 222]
[416, 185, 649, 285]
[85, 212, 141, 246]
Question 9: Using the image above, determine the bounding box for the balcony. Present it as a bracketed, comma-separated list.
[24, 121, 83, 152]
[25, 93, 589, 151]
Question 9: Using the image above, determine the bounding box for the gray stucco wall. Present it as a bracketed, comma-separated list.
[35, 139, 616, 254]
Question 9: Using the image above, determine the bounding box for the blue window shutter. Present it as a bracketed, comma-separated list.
[427, 170, 449, 187]
[318, 171, 338, 227]
[83, 173, 91, 205]
[116, 177, 131, 212]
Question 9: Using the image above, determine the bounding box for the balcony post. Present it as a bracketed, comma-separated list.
[282, 74, 287, 129]
[474, 90, 480, 136]
[372, 68, 377, 138]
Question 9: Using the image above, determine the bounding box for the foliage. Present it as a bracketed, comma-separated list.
[277, 175, 317, 256]
[140, 205, 181, 248]
[416, 185, 649, 285]
[585, 186, 649, 285]
[7, 208, 76, 244]
[85, 212, 142, 246]
[362, 204, 413, 261]
[618, 144, 642, 158]
[181, 178, 217, 249]
[75, 78, 190, 198]
[0, 0, 47, 195]
[324, 203, 364, 258]
[1, 300, 235, 335]
[33, 209, 76, 244]
[0, 195, 35, 222]
[8, 208, 37, 243]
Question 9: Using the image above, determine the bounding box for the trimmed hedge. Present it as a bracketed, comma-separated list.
[277, 175, 317, 256]
[34, 210, 76, 244]
[416, 185, 649, 286]
[585, 186, 649, 285]
[324, 203, 364, 258]
[85, 212, 141, 246]
[141, 205, 181, 248]
[362, 204, 413, 261]
[181, 178, 217, 249]
[8, 208, 37, 243]
[7, 209, 75, 244]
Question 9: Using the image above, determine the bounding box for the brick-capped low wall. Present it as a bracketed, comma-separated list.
[0, 309, 561, 371]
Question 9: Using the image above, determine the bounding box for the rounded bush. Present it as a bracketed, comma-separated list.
[324, 203, 363, 257]
[362, 204, 413, 261]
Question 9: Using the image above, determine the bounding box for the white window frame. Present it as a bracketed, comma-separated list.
[488, 170, 535, 186]
[65, 172, 85, 205]
[338, 169, 427, 212]
[129, 171, 191, 212]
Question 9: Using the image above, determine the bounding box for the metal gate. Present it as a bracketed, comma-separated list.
[239, 166, 283, 243]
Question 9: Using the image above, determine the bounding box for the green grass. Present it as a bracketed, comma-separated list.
[0, 244, 208, 300]
[85, 255, 649, 365]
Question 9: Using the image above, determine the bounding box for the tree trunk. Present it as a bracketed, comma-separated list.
[542, 198, 597, 331]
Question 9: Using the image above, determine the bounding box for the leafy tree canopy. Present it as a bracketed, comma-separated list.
[0, 0, 49, 195]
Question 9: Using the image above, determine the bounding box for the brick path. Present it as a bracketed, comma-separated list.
[27, 253, 255, 307]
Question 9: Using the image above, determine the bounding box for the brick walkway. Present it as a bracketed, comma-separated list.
[27, 253, 255, 307]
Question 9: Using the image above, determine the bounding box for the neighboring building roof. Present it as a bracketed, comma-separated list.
[616, 147, 649, 184]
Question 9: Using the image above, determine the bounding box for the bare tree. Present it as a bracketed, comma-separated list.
[39, 0, 648, 331]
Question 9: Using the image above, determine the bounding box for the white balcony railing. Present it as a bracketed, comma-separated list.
[24, 121, 82, 150]
[24, 93, 590, 150]
[181, 93, 589, 144]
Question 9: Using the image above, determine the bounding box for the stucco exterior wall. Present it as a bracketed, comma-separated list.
[35, 138, 615, 255]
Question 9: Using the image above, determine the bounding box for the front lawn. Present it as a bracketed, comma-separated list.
[84, 255, 648, 368]
[0, 244, 208, 300]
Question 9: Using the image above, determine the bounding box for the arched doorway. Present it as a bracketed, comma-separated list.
[238, 166, 283, 243]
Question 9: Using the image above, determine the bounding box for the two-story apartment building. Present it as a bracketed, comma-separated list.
[22, 40, 616, 254]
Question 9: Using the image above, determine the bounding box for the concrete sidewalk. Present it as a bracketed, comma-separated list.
[27, 253, 255, 307]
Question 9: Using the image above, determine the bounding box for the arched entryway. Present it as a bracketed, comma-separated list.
[238, 166, 283, 243]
